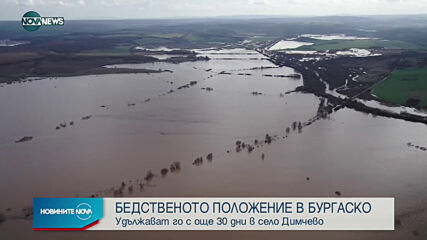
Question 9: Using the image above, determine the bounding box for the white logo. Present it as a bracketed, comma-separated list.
[75, 203, 93, 221]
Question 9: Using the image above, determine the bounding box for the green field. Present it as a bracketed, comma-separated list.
[245, 36, 280, 42]
[77, 44, 132, 56]
[147, 33, 185, 39]
[297, 39, 423, 51]
[372, 68, 427, 108]
[98, 33, 142, 39]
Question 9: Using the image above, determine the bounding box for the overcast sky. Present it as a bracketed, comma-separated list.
[1, 0, 427, 20]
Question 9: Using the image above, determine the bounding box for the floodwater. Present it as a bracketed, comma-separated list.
[269, 40, 313, 50]
[134, 46, 180, 51]
[300, 34, 372, 40]
[0, 49, 426, 239]
[0, 39, 29, 47]
[336, 48, 381, 57]
[148, 54, 188, 60]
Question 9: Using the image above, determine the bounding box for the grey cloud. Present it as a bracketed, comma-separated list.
[2, 0, 427, 20]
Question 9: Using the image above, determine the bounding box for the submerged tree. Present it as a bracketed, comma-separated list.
[144, 170, 155, 182]
[192, 157, 203, 166]
[292, 121, 297, 131]
[170, 161, 181, 173]
[22, 206, 33, 218]
[161, 168, 169, 176]
[265, 134, 272, 144]
[0, 211, 5, 223]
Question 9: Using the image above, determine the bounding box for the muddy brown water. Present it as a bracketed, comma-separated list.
[0, 49, 426, 239]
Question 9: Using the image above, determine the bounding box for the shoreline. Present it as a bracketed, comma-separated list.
[0, 52, 209, 84]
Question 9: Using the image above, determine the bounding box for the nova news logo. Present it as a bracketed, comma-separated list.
[75, 203, 93, 221]
[21, 11, 64, 32]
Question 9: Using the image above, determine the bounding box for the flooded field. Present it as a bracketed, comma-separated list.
[0, 49, 426, 239]
[300, 34, 372, 40]
[269, 41, 314, 50]
[0, 39, 29, 47]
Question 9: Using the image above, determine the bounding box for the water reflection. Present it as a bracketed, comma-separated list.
[0, 49, 426, 240]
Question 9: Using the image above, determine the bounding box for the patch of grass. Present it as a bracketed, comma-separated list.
[77, 45, 132, 56]
[134, 37, 178, 46]
[183, 33, 240, 43]
[98, 33, 141, 39]
[297, 39, 422, 51]
[146, 33, 184, 39]
[372, 67, 427, 107]
[420, 99, 427, 108]
[246, 36, 280, 42]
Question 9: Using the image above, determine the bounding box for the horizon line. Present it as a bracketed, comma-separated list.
[2, 13, 427, 21]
